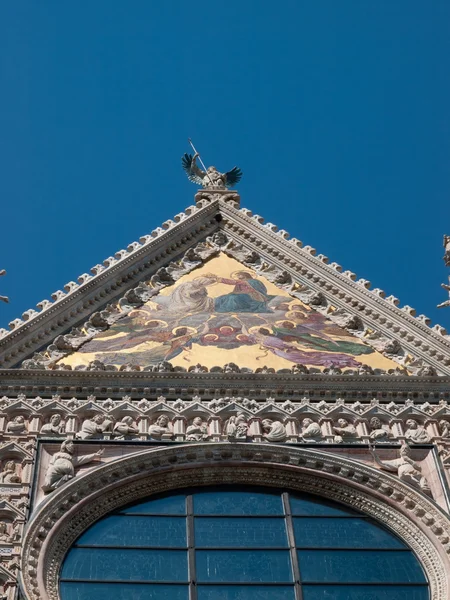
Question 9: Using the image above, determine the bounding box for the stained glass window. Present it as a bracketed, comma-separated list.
[60, 487, 429, 600]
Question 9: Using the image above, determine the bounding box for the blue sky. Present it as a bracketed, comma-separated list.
[1, 2, 449, 333]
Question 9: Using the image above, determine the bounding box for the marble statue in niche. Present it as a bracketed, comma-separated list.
[439, 420, 450, 438]
[368, 417, 392, 442]
[76, 414, 114, 440]
[148, 415, 172, 440]
[42, 439, 103, 493]
[0, 461, 21, 484]
[0, 523, 10, 543]
[300, 418, 322, 441]
[186, 417, 209, 441]
[40, 414, 65, 437]
[404, 419, 430, 444]
[113, 416, 139, 439]
[6, 416, 27, 435]
[370, 442, 431, 496]
[11, 521, 20, 542]
[226, 413, 249, 440]
[262, 419, 287, 443]
[333, 418, 358, 443]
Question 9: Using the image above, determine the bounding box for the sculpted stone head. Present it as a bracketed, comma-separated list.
[50, 414, 61, 425]
[370, 417, 381, 429]
[400, 443, 412, 458]
[61, 440, 74, 454]
[192, 417, 203, 427]
[94, 414, 105, 425]
[262, 419, 273, 431]
[302, 418, 313, 427]
[337, 418, 348, 427]
[406, 419, 418, 430]
[156, 415, 169, 427]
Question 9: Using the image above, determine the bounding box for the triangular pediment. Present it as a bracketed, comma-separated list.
[55, 253, 401, 374]
[0, 193, 449, 375]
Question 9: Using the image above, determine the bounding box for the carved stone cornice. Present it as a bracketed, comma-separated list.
[1, 370, 450, 399]
[21, 443, 450, 600]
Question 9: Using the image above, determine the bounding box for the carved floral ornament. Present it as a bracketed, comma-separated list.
[22, 443, 450, 600]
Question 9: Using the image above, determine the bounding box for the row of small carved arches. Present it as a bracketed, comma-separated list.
[1, 396, 450, 417]
[238, 205, 450, 340]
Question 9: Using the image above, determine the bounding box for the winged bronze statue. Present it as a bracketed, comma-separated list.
[182, 152, 242, 189]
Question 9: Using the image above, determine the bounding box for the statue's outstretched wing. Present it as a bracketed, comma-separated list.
[182, 153, 204, 185]
[225, 166, 242, 188]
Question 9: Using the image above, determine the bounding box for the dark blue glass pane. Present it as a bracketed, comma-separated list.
[195, 517, 288, 547]
[290, 495, 359, 516]
[76, 515, 187, 547]
[60, 582, 189, 600]
[61, 548, 188, 581]
[120, 495, 186, 515]
[294, 518, 406, 549]
[302, 585, 429, 600]
[298, 550, 427, 583]
[193, 491, 283, 515]
[196, 550, 293, 582]
[197, 585, 296, 600]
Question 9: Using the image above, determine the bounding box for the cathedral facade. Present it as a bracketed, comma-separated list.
[0, 187, 450, 599]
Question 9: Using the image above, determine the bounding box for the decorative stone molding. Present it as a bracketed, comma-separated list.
[21, 443, 450, 600]
[0, 394, 449, 445]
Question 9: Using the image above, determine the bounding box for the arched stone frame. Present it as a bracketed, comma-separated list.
[21, 443, 450, 600]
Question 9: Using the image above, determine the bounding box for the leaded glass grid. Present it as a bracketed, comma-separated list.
[60, 486, 429, 600]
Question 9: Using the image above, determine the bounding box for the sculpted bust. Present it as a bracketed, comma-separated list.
[76, 414, 113, 440]
[404, 419, 430, 444]
[40, 414, 65, 437]
[301, 418, 322, 441]
[262, 419, 287, 443]
[226, 413, 248, 440]
[148, 415, 172, 440]
[113, 416, 139, 439]
[333, 418, 358, 443]
[0, 461, 21, 484]
[186, 417, 208, 441]
[369, 417, 391, 441]
[6, 416, 27, 435]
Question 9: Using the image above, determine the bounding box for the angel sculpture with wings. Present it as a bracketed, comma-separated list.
[182, 152, 242, 189]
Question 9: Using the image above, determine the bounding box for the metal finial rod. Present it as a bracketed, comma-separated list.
[188, 138, 214, 186]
